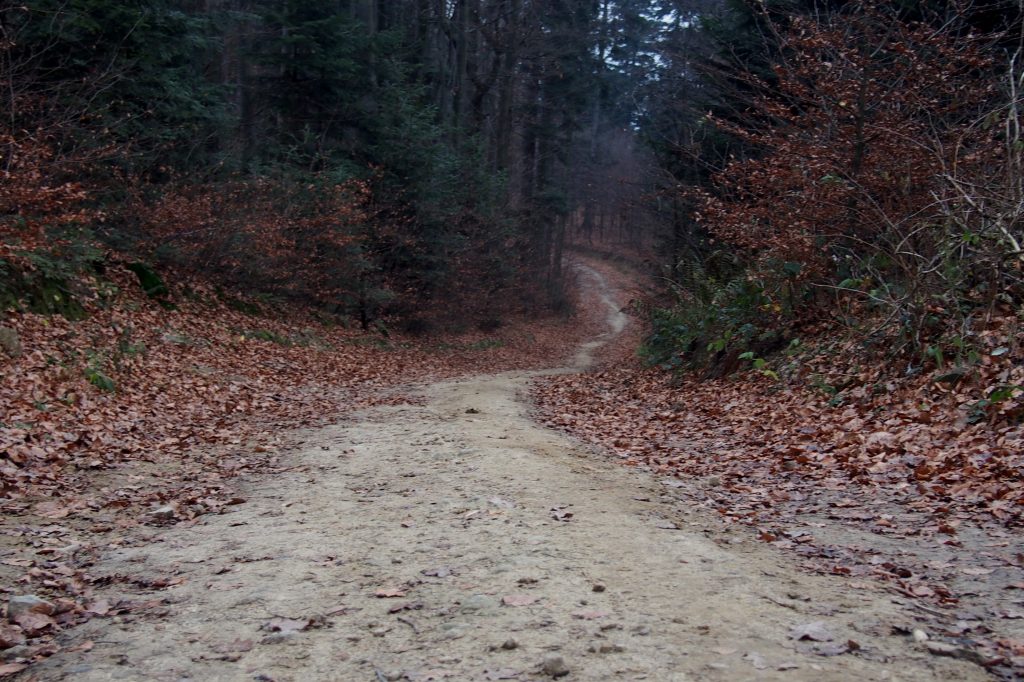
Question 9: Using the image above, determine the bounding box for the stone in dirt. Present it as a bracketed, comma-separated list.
[144, 506, 177, 523]
[541, 655, 570, 678]
[460, 595, 499, 614]
[7, 596, 54, 620]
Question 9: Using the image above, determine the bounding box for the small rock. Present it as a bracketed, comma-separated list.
[541, 655, 570, 678]
[706, 476, 721, 487]
[465, 408, 480, 414]
[0, 328, 21, 358]
[460, 595, 499, 614]
[912, 628, 929, 643]
[501, 639, 519, 650]
[7, 595, 54, 620]
[441, 622, 470, 640]
[630, 624, 651, 636]
[145, 506, 177, 523]
[592, 584, 606, 593]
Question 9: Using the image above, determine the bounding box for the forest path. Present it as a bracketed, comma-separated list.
[34, 265, 981, 682]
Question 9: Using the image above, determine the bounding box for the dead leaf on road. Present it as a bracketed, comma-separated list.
[12, 611, 55, 636]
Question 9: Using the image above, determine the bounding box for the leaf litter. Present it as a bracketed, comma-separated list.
[532, 262, 1024, 677]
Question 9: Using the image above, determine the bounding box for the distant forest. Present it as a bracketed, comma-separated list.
[3, 1, 1023, 360]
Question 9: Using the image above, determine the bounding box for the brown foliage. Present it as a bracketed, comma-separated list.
[126, 176, 373, 305]
[695, 4, 1003, 285]
[0, 135, 93, 260]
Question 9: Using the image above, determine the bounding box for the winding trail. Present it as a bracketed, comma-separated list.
[36, 265, 981, 681]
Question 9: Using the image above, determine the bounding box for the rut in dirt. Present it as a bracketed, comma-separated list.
[31, 264, 982, 681]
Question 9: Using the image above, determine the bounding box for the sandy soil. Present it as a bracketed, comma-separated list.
[26, 266, 982, 681]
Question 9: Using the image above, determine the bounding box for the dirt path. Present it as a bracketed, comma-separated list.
[31, 266, 982, 681]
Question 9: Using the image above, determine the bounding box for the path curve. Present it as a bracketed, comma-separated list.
[34, 264, 981, 681]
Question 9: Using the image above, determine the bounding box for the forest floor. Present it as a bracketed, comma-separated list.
[0, 260, 1008, 681]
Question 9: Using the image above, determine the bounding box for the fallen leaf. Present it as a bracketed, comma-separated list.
[12, 611, 55, 636]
